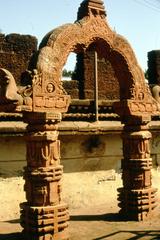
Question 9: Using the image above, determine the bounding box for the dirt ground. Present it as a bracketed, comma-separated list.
[1, 171, 160, 240]
[1, 204, 160, 240]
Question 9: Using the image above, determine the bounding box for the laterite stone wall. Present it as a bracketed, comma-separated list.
[0, 33, 37, 85]
[148, 50, 160, 85]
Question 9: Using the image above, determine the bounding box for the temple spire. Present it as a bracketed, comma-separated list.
[77, 0, 106, 21]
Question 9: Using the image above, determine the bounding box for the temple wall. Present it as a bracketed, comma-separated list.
[0, 122, 123, 177]
[0, 121, 160, 177]
[0, 121, 160, 221]
[0, 136, 25, 177]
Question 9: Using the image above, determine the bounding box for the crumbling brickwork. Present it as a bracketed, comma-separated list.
[73, 49, 120, 100]
[83, 51, 119, 100]
[0, 33, 37, 85]
[62, 80, 79, 99]
[148, 50, 160, 85]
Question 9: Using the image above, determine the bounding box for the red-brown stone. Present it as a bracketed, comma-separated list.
[0, 0, 159, 239]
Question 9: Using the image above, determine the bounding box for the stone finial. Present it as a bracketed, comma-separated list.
[77, 0, 106, 21]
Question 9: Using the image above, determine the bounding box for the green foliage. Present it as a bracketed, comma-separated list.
[62, 68, 73, 77]
[144, 69, 148, 79]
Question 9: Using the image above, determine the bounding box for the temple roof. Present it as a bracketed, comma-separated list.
[77, 0, 106, 21]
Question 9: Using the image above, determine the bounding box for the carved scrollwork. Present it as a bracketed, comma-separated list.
[27, 139, 60, 167]
[150, 84, 160, 103]
[0, 68, 33, 111]
[0, 68, 23, 104]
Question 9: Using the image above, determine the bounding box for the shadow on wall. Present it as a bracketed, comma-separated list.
[0, 136, 26, 178]
[0, 133, 123, 178]
[60, 134, 122, 173]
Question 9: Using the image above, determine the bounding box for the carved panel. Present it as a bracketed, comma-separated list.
[123, 138, 151, 159]
[27, 140, 60, 167]
[31, 69, 70, 113]
[123, 130, 151, 159]
[118, 188, 157, 221]
[20, 203, 69, 240]
[24, 166, 63, 206]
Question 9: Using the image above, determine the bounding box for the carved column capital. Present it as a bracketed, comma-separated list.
[114, 99, 159, 125]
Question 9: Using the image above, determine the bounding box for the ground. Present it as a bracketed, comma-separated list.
[1, 204, 160, 240]
[1, 171, 160, 240]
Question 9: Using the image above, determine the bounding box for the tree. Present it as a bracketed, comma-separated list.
[62, 68, 73, 77]
[144, 69, 148, 80]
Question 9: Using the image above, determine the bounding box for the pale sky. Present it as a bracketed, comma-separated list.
[0, 0, 160, 71]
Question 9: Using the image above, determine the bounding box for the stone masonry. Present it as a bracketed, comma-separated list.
[0, 33, 37, 85]
[0, 0, 160, 239]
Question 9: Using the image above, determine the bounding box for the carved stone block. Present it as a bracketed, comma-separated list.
[20, 203, 69, 240]
[118, 188, 157, 221]
[24, 166, 63, 206]
[26, 140, 60, 167]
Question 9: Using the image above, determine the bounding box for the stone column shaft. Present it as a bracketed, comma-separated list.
[118, 124, 157, 221]
[20, 113, 69, 240]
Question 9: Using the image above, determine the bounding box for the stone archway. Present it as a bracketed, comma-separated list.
[20, 0, 160, 238]
[30, 0, 160, 225]
[0, 0, 159, 239]
[36, 14, 146, 103]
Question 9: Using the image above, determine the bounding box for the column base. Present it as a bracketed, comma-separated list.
[118, 187, 157, 221]
[20, 202, 69, 240]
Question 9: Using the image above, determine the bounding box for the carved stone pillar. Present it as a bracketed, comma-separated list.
[118, 121, 157, 221]
[20, 112, 69, 240]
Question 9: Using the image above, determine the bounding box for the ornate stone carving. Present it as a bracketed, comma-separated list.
[29, 0, 159, 225]
[21, 203, 69, 240]
[0, 68, 23, 103]
[31, 69, 70, 113]
[0, 1, 159, 239]
[38, 13, 153, 104]
[150, 84, 160, 103]
[61, 0, 160, 223]
[21, 113, 69, 239]
[119, 126, 157, 220]
[118, 188, 157, 221]
[0, 68, 32, 111]
[26, 140, 60, 167]
[77, 0, 106, 20]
